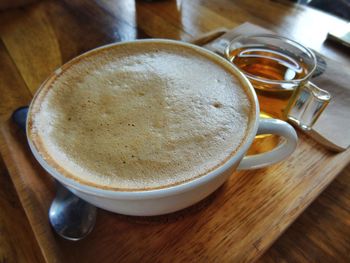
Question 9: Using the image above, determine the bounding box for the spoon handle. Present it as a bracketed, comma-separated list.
[11, 106, 29, 131]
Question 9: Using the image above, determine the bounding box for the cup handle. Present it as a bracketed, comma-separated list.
[237, 118, 298, 170]
[286, 81, 331, 131]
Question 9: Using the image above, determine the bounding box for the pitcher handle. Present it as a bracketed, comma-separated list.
[286, 81, 331, 131]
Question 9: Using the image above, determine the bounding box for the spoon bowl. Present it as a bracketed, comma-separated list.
[49, 183, 97, 241]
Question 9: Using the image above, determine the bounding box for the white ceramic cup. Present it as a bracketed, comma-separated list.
[27, 39, 298, 216]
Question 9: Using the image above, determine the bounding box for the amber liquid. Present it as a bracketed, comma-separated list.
[228, 46, 309, 120]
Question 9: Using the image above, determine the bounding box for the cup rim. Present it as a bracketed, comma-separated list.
[26, 39, 260, 199]
[224, 33, 317, 85]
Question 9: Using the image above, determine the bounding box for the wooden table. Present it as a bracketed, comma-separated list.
[0, 0, 349, 262]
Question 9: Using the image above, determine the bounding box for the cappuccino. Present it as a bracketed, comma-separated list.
[28, 40, 253, 191]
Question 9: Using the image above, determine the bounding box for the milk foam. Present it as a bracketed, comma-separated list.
[30, 41, 252, 190]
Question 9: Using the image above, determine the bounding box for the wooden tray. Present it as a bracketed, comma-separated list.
[1, 32, 350, 262]
[1, 117, 350, 263]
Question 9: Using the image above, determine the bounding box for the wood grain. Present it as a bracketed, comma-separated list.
[0, 38, 43, 263]
[0, 40, 32, 121]
[259, 163, 350, 262]
[0, 155, 44, 263]
[0, 122, 65, 263]
[0, 4, 62, 94]
[0, 0, 349, 262]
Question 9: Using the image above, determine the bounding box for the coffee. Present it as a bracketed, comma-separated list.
[28, 40, 254, 191]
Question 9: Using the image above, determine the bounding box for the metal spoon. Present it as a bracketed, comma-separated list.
[12, 106, 97, 241]
[49, 182, 97, 241]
